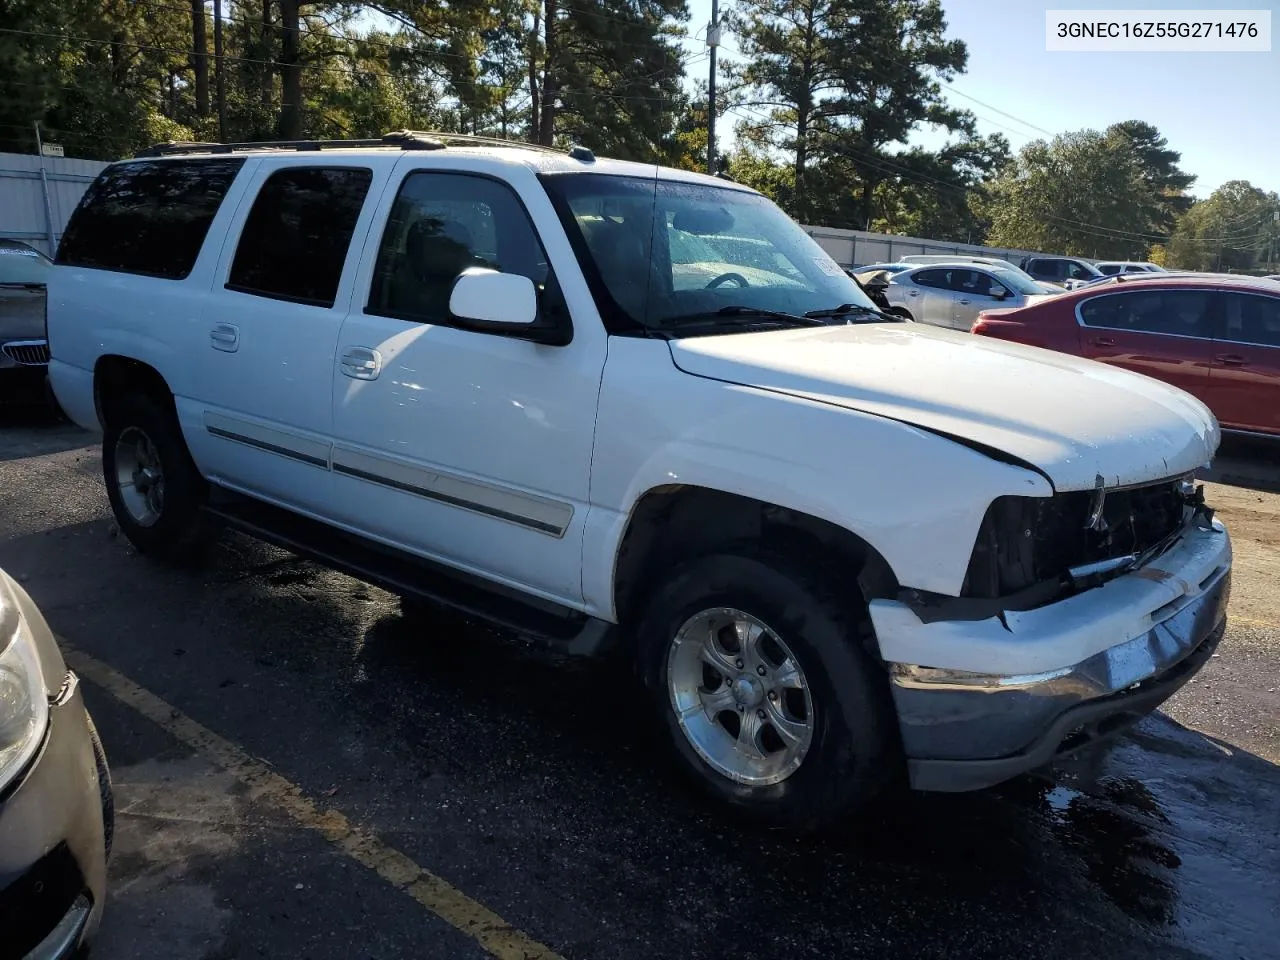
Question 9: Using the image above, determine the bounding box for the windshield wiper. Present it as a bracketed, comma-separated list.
[804, 303, 895, 321]
[664, 306, 828, 329]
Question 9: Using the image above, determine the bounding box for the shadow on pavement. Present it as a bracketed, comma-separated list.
[0, 401, 91, 462]
[1202, 434, 1280, 493]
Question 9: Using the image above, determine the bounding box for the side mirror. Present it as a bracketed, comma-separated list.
[990, 286, 1009, 300]
[448, 269, 571, 346]
[451, 268, 537, 325]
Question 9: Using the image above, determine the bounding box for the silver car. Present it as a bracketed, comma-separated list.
[881, 263, 1054, 330]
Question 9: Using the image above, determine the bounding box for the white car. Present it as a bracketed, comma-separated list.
[1095, 261, 1168, 276]
[46, 132, 1231, 830]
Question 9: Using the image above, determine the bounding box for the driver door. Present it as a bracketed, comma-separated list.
[327, 161, 608, 604]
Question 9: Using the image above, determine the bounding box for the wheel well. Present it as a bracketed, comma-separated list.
[612, 486, 899, 627]
[888, 307, 913, 321]
[94, 355, 174, 428]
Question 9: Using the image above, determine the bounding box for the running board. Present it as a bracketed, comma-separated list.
[202, 490, 615, 657]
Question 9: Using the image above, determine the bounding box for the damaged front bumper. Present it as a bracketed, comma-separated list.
[869, 518, 1231, 792]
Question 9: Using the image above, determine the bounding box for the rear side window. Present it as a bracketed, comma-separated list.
[911, 269, 948, 288]
[228, 166, 373, 308]
[56, 158, 244, 280]
[1080, 290, 1214, 338]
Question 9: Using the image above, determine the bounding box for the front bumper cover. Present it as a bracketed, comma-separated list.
[875, 520, 1231, 792]
[0, 674, 108, 958]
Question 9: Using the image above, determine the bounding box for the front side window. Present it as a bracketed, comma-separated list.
[1066, 261, 1097, 281]
[1224, 293, 1280, 348]
[367, 172, 550, 324]
[1097, 263, 1121, 275]
[1080, 290, 1215, 338]
[985, 268, 1044, 296]
[228, 166, 372, 307]
[57, 158, 244, 280]
[540, 173, 880, 333]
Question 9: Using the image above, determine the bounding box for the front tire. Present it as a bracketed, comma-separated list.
[636, 550, 899, 831]
[102, 393, 212, 561]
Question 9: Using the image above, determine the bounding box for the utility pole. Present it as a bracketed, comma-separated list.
[33, 122, 57, 256]
[707, 0, 720, 175]
[214, 0, 227, 140]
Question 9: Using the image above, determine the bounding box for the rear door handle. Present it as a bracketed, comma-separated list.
[1215, 353, 1248, 366]
[210, 322, 239, 352]
[1090, 336, 1116, 348]
[957, 299, 971, 305]
[907, 289, 920, 297]
[340, 346, 382, 380]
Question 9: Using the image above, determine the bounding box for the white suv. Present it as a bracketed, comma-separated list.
[47, 131, 1231, 830]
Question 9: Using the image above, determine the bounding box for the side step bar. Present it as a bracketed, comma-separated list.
[203, 490, 615, 657]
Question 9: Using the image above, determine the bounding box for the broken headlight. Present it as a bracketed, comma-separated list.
[962, 476, 1192, 600]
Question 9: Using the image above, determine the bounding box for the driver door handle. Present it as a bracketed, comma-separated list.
[908, 289, 920, 296]
[209, 322, 239, 352]
[340, 346, 382, 380]
[1215, 354, 1248, 366]
[957, 299, 971, 305]
[1090, 336, 1117, 348]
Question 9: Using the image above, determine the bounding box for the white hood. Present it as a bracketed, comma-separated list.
[669, 323, 1219, 492]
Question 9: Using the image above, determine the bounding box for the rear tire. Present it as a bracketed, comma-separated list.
[636, 549, 899, 832]
[102, 392, 212, 561]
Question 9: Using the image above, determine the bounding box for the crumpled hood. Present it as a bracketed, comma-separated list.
[669, 323, 1219, 492]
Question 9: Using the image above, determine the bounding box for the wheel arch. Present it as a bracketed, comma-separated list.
[611, 484, 900, 634]
[94, 354, 176, 428]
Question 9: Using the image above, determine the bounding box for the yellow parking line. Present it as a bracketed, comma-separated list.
[64, 644, 567, 960]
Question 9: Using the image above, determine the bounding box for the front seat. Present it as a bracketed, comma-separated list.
[390, 217, 479, 320]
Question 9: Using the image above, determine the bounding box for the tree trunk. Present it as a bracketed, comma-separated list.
[794, 108, 808, 222]
[214, 0, 227, 140]
[278, 0, 302, 139]
[260, 0, 273, 111]
[537, 0, 558, 146]
[527, 7, 540, 142]
[860, 175, 876, 230]
[191, 0, 209, 116]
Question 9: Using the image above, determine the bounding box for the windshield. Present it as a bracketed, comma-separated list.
[540, 173, 880, 331]
[989, 268, 1046, 296]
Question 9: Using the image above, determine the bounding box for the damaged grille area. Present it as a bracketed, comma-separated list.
[963, 477, 1190, 600]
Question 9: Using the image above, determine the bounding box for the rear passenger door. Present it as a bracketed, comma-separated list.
[1076, 288, 1218, 406]
[904, 269, 958, 326]
[186, 160, 386, 511]
[1205, 291, 1280, 434]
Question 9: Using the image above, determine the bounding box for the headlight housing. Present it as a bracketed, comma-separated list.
[0, 618, 49, 790]
[962, 476, 1191, 599]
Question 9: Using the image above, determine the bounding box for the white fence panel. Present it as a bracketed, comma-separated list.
[0, 152, 110, 256]
[800, 224, 1051, 270]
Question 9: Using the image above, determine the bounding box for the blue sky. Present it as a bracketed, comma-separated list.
[681, 0, 1279, 197]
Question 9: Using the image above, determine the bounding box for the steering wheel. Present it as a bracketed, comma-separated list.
[706, 272, 749, 289]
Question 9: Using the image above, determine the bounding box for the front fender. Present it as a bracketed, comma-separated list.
[582, 339, 1052, 616]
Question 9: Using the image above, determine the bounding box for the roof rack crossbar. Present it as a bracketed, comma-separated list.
[133, 129, 589, 160]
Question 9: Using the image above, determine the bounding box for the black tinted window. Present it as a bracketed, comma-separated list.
[1097, 263, 1121, 275]
[1224, 293, 1280, 348]
[56, 158, 243, 279]
[912, 269, 948, 289]
[368, 172, 549, 324]
[228, 166, 372, 307]
[1080, 290, 1214, 338]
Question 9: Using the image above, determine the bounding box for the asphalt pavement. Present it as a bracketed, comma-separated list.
[2, 406, 1278, 960]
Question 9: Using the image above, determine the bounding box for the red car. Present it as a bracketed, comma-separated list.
[971, 274, 1280, 438]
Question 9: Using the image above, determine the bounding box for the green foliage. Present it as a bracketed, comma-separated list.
[984, 128, 1174, 259]
[1167, 180, 1280, 273]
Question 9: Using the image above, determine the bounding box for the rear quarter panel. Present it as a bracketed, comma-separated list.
[46, 159, 260, 432]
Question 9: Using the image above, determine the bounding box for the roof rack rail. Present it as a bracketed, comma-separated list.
[134, 129, 596, 160]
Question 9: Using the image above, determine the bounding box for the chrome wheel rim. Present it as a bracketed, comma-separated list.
[667, 607, 815, 786]
[114, 427, 165, 527]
